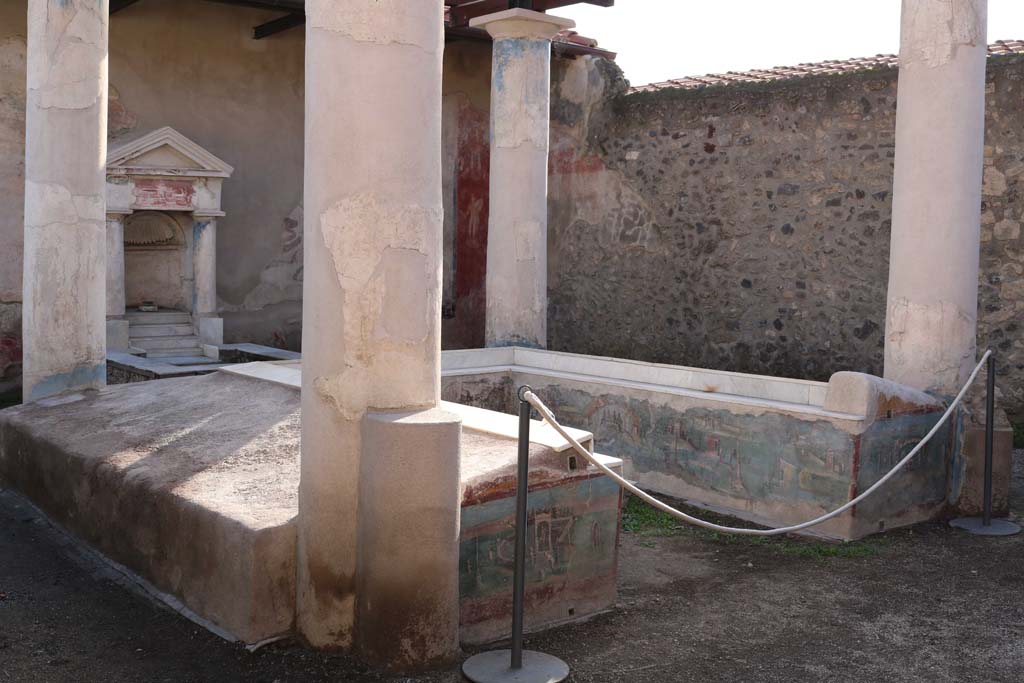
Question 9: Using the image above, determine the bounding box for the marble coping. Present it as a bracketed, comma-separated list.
[220, 348, 942, 428]
[218, 360, 601, 457]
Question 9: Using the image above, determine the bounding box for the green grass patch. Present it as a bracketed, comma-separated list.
[621, 494, 885, 560]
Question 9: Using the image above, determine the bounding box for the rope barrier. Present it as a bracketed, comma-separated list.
[523, 350, 992, 537]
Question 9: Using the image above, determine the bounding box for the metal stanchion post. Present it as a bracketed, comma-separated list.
[952, 352, 1021, 536]
[462, 387, 571, 683]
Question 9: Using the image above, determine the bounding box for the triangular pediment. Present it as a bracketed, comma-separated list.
[107, 127, 234, 178]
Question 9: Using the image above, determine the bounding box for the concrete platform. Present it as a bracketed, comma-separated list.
[0, 366, 622, 646]
[0, 372, 300, 644]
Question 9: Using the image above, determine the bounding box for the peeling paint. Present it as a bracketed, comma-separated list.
[27, 361, 105, 402]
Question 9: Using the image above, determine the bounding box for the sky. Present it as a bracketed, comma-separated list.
[557, 0, 1024, 87]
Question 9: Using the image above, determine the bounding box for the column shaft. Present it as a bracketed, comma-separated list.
[22, 0, 109, 400]
[106, 213, 126, 318]
[884, 0, 988, 393]
[193, 217, 217, 317]
[298, 1, 460, 669]
[473, 10, 575, 348]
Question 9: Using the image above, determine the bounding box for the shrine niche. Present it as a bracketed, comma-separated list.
[105, 127, 234, 350]
[123, 211, 189, 312]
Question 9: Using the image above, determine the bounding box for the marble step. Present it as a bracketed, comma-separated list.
[125, 310, 191, 325]
[132, 335, 201, 351]
[146, 347, 206, 359]
[129, 323, 194, 338]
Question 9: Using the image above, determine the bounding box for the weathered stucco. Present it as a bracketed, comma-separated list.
[21, 0, 110, 401]
[298, 2, 461, 669]
[473, 10, 574, 349]
[547, 49, 1024, 419]
[885, 0, 988, 394]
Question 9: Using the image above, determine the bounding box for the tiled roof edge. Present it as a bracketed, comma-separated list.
[630, 39, 1024, 94]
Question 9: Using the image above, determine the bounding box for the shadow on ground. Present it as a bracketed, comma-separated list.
[2, 453, 1023, 682]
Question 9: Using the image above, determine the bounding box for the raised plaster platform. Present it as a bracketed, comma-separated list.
[0, 363, 621, 646]
[440, 347, 956, 540]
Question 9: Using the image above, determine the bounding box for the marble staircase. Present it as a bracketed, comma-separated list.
[126, 309, 208, 361]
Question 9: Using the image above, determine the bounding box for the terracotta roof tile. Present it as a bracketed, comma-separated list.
[631, 39, 1024, 93]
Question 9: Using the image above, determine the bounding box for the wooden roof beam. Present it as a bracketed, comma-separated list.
[448, 0, 613, 28]
[111, 0, 143, 14]
[253, 12, 305, 39]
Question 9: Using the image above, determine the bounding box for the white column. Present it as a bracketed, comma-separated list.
[471, 9, 574, 349]
[192, 214, 222, 346]
[105, 212, 130, 352]
[106, 213, 127, 318]
[192, 216, 217, 318]
[884, 0, 988, 394]
[22, 0, 109, 400]
[298, 0, 460, 669]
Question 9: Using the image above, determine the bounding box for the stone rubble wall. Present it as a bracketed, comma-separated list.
[547, 54, 1024, 419]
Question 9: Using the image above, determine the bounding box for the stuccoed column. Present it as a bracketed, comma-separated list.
[192, 213, 222, 345]
[884, 0, 988, 394]
[298, 0, 461, 669]
[22, 0, 109, 400]
[105, 212, 129, 352]
[471, 9, 574, 348]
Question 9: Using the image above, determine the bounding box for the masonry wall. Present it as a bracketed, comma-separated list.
[548, 55, 1024, 418]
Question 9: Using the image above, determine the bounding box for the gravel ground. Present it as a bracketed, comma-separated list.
[2, 452, 1023, 683]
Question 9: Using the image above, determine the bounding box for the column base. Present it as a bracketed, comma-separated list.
[106, 319, 130, 353]
[356, 407, 462, 671]
[953, 423, 1013, 517]
[197, 316, 224, 346]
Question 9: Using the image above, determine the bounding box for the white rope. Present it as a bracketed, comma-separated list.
[524, 350, 991, 536]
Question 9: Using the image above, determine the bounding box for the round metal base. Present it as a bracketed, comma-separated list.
[950, 517, 1022, 536]
[462, 650, 569, 683]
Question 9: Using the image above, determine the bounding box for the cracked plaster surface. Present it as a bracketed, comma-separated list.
[492, 39, 551, 150]
[313, 193, 441, 419]
[902, 0, 985, 68]
[306, 0, 438, 50]
[28, 0, 106, 111]
[885, 297, 977, 392]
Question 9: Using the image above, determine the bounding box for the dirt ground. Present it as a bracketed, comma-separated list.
[2, 455, 1024, 683]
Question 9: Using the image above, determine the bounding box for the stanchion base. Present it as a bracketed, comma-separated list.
[950, 517, 1022, 536]
[462, 650, 570, 683]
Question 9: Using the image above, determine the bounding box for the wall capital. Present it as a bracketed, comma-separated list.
[469, 8, 574, 42]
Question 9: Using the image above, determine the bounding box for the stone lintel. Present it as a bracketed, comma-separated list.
[469, 8, 575, 41]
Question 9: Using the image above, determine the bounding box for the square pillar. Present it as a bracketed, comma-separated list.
[105, 211, 129, 352]
[884, 0, 988, 394]
[22, 0, 109, 400]
[298, 1, 461, 670]
[471, 9, 575, 348]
